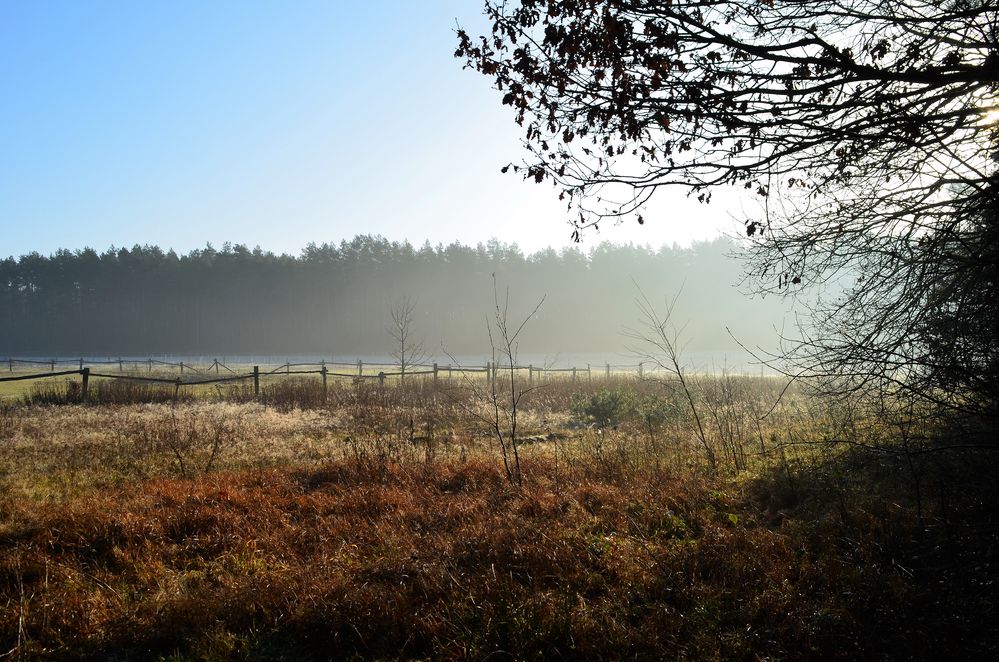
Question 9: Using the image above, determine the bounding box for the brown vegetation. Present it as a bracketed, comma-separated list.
[0, 376, 996, 659]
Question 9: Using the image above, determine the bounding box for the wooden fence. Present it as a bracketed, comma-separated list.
[1, 356, 665, 400]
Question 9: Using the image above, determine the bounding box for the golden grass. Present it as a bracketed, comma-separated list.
[0, 458, 917, 659]
[0, 377, 995, 659]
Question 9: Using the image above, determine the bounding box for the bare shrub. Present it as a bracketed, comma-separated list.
[26, 377, 189, 406]
[156, 409, 238, 478]
[0, 404, 15, 442]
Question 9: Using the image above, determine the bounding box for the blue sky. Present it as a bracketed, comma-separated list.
[1, 1, 733, 258]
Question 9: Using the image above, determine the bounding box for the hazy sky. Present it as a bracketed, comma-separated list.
[1, 1, 738, 258]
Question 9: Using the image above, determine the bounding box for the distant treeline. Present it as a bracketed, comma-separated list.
[1, 236, 789, 356]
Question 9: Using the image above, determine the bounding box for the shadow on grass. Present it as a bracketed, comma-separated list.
[0, 448, 996, 659]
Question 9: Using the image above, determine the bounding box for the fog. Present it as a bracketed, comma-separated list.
[1, 235, 794, 368]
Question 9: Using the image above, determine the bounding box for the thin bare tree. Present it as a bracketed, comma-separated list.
[627, 286, 717, 473]
[388, 296, 426, 384]
[487, 277, 546, 485]
[443, 276, 545, 485]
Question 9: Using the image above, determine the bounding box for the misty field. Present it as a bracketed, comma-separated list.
[1, 374, 996, 659]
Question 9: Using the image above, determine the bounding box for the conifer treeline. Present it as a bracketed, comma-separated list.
[0, 235, 787, 356]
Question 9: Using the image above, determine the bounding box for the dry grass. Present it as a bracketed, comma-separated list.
[0, 459, 950, 659]
[0, 377, 995, 659]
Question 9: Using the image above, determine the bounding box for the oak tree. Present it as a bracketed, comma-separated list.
[457, 0, 999, 419]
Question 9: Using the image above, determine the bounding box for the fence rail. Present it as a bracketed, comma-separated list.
[4, 357, 654, 372]
[2, 355, 776, 401]
[0, 369, 84, 383]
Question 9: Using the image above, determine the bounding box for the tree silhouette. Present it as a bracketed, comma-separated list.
[456, 1, 999, 419]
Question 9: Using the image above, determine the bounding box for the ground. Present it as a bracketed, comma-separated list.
[0, 376, 996, 659]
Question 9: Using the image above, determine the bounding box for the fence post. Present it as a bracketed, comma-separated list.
[50, 360, 55, 372]
[79, 358, 84, 371]
[528, 364, 533, 385]
[148, 359, 152, 373]
[448, 364, 452, 381]
[7, 359, 11, 373]
[253, 365, 260, 397]
[173, 378, 181, 401]
[638, 362, 644, 379]
[286, 362, 290, 376]
[321, 365, 328, 399]
[81, 367, 90, 401]
[378, 371, 386, 388]
[118, 358, 123, 372]
[588, 364, 592, 381]
[433, 362, 438, 387]
[357, 359, 363, 377]
[606, 362, 610, 378]
[180, 362, 185, 375]
[491, 361, 498, 385]
[215, 359, 221, 375]
[572, 366, 577, 382]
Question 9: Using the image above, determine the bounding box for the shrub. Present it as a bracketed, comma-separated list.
[25, 377, 190, 405]
[634, 393, 679, 430]
[571, 389, 633, 427]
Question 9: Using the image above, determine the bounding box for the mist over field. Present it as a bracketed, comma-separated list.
[3, 1, 996, 658]
[1, 235, 790, 361]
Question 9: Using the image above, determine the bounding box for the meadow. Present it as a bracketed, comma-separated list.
[0, 372, 996, 659]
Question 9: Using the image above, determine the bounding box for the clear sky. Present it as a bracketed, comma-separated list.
[1, 1, 734, 259]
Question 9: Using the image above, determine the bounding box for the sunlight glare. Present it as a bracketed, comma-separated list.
[979, 108, 999, 126]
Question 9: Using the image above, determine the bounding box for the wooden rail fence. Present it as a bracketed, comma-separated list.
[5, 357, 657, 377]
[0, 356, 680, 401]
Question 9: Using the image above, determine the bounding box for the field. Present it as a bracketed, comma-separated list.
[1, 373, 996, 659]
